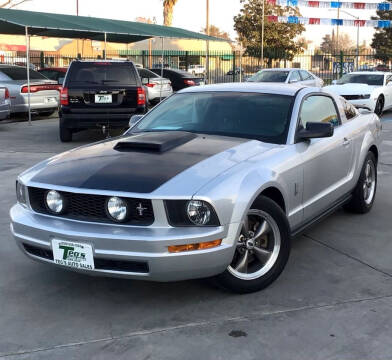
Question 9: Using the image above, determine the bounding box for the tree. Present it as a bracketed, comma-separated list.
[163, 0, 178, 26]
[201, 25, 231, 41]
[371, 0, 392, 62]
[234, 0, 305, 64]
[319, 32, 354, 53]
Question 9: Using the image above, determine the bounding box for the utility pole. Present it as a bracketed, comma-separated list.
[76, 0, 79, 58]
[261, 0, 264, 68]
[206, 0, 209, 84]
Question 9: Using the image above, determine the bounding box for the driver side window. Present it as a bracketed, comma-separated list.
[299, 95, 340, 128]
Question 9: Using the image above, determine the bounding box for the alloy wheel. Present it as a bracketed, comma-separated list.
[363, 159, 376, 205]
[228, 209, 281, 280]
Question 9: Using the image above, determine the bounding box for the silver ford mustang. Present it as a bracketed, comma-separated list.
[10, 83, 381, 293]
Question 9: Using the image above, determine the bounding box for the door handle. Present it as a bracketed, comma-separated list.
[343, 137, 351, 147]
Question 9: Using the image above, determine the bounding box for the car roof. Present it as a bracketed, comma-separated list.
[179, 82, 306, 96]
[260, 68, 306, 72]
[38, 67, 67, 72]
[348, 71, 391, 75]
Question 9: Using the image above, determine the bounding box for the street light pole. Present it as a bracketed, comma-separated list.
[206, 0, 209, 84]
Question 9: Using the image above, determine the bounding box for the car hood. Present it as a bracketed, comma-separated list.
[25, 131, 277, 195]
[324, 83, 379, 95]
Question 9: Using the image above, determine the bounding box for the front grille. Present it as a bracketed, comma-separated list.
[342, 95, 366, 100]
[28, 187, 154, 225]
[23, 243, 149, 273]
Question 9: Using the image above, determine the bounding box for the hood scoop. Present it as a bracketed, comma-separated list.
[114, 131, 197, 153]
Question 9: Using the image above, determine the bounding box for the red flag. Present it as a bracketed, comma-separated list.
[354, 19, 366, 26]
[268, 15, 278, 22]
[267, 0, 277, 4]
[309, 18, 321, 24]
[353, 2, 365, 9]
[308, 1, 320, 7]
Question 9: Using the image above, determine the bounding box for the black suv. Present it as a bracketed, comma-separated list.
[59, 60, 146, 142]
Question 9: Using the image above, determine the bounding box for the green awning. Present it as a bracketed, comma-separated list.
[0, 8, 225, 43]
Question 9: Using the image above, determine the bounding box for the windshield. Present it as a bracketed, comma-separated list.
[0, 67, 47, 80]
[132, 92, 294, 144]
[67, 62, 137, 85]
[337, 74, 384, 86]
[248, 70, 289, 83]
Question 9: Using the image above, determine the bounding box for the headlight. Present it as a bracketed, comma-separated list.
[165, 200, 220, 226]
[46, 190, 64, 214]
[187, 200, 211, 225]
[106, 197, 128, 222]
[16, 181, 27, 207]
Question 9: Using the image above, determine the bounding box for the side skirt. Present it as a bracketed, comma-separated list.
[291, 193, 352, 238]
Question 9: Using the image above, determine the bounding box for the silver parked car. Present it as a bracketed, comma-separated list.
[248, 68, 324, 87]
[10, 83, 381, 293]
[0, 86, 10, 120]
[0, 65, 60, 116]
[137, 68, 173, 105]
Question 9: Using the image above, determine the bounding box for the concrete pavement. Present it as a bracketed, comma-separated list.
[0, 111, 392, 359]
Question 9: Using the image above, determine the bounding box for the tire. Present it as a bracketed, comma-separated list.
[215, 196, 291, 294]
[374, 96, 384, 116]
[345, 152, 377, 214]
[59, 120, 72, 142]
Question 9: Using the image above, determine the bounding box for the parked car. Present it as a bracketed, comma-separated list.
[374, 64, 390, 72]
[59, 60, 146, 142]
[188, 64, 205, 76]
[38, 67, 67, 84]
[0, 65, 60, 116]
[227, 67, 244, 76]
[11, 83, 381, 293]
[150, 68, 204, 91]
[325, 71, 392, 115]
[0, 87, 10, 120]
[137, 68, 173, 105]
[247, 68, 324, 87]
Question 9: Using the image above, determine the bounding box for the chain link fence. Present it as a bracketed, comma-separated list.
[1, 48, 391, 85]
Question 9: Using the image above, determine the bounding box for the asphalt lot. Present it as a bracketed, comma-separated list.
[1, 111, 392, 359]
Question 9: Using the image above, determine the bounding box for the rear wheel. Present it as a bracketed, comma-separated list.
[375, 96, 384, 116]
[59, 119, 72, 142]
[345, 152, 377, 214]
[215, 196, 291, 293]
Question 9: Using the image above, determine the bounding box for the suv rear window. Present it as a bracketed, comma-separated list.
[0, 67, 47, 80]
[66, 62, 138, 86]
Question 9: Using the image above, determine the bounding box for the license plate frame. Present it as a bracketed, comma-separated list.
[52, 239, 95, 270]
[94, 94, 112, 104]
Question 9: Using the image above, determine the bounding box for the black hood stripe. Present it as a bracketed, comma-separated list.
[32, 132, 246, 193]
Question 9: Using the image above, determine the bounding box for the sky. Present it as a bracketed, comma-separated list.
[12, 0, 381, 47]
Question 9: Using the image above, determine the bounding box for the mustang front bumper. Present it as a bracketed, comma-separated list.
[10, 204, 237, 281]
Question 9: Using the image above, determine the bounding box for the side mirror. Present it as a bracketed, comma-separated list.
[289, 79, 298, 84]
[129, 114, 144, 128]
[297, 122, 334, 140]
[141, 77, 149, 85]
[331, 80, 338, 85]
[357, 106, 372, 114]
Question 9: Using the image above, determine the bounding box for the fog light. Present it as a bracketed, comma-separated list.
[168, 239, 222, 253]
[46, 190, 64, 214]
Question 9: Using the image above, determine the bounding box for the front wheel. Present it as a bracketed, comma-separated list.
[374, 96, 384, 116]
[215, 196, 291, 293]
[59, 119, 72, 142]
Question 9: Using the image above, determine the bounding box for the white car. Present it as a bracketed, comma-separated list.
[325, 71, 392, 115]
[247, 68, 324, 87]
[188, 65, 205, 76]
[138, 68, 173, 105]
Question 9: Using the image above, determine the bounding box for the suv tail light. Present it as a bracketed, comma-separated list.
[184, 79, 196, 86]
[137, 87, 146, 106]
[4, 88, 9, 99]
[60, 87, 69, 106]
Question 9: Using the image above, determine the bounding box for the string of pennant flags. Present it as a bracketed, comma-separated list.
[267, 15, 392, 27]
[267, 0, 391, 10]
